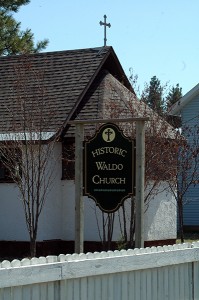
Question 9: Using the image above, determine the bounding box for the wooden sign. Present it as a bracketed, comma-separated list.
[83, 123, 134, 213]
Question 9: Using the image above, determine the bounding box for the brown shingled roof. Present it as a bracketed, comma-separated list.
[0, 46, 133, 137]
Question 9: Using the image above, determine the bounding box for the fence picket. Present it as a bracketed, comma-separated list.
[1, 287, 11, 300]
[21, 258, 30, 266]
[94, 274, 102, 300]
[47, 282, 55, 300]
[146, 269, 152, 300]
[193, 261, 199, 300]
[26, 285, 35, 300]
[162, 266, 169, 300]
[140, 269, 148, 300]
[157, 267, 164, 300]
[10, 260, 21, 268]
[134, 270, 141, 300]
[38, 283, 48, 300]
[1, 260, 11, 269]
[101, 274, 108, 300]
[174, 264, 180, 300]
[121, 272, 128, 300]
[151, 268, 158, 300]
[87, 276, 95, 300]
[60, 280, 66, 300]
[168, 265, 174, 300]
[128, 270, 135, 299]
[73, 278, 80, 300]
[108, 273, 115, 300]
[0, 243, 198, 299]
[31, 284, 40, 300]
[64, 279, 73, 300]
[79, 277, 87, 300]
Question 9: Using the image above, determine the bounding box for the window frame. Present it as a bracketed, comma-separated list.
[0, 147, 22, 183]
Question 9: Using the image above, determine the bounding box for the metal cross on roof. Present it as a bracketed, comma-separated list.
[99, 15, 111, 47]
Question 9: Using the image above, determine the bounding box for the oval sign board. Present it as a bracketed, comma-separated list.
[83, 123, 135, 213]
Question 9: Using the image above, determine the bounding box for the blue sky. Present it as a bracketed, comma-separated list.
[16, 0, 199, 96]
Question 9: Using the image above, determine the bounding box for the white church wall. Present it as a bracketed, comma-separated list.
[0, 143, 63, 241]
[36, 143, 63, 241]
[144, 181, 177, 241]
[0, 183, 28, 240]
[61, 180, 177, 242]
[0, 142, 176, 243]
[61, 180, 75, 240]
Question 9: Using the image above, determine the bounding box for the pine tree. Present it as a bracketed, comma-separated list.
[166, 83, 183, 128]
[141, 76, 165, 115]
[0, 0, 30, 12]
[0, 1, 48, 55]
[166, 83, 182, 109]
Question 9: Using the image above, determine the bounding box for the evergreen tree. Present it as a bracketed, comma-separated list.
[166, 83, 183, 128]
[166, 83, 182, 109]
[0, 0, 48, 55]
[141, 76, 165, 115]
[0, 0, 30, 12]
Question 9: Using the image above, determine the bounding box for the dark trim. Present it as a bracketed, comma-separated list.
[144, 239, 176, 247]
[0, 239, 176, 259]
[0, 180, 15, 183]
[184, 225, 199, 232]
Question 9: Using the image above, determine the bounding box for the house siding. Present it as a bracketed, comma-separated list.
[181, 95, 199, 226]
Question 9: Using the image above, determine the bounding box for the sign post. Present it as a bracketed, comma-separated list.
[69, 118, 148, 253]
[74, 123, 84, 253]
[135, 120, 145, 248]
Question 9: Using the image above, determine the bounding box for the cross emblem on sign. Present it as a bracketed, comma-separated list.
[102, 127, 115, 142]
[105, 128, 113, 141]
[99, 15, 111, 47]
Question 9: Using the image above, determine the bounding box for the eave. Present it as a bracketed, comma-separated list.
[169, 83, 199, 116]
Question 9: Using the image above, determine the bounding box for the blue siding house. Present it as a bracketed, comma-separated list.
[169, 83, 199, 230]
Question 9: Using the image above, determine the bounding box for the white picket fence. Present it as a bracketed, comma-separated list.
[0, 242, 199, 300]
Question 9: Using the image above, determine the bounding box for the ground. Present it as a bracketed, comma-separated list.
[176, 232, 199, 243]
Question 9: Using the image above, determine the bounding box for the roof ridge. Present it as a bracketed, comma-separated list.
[0, 46, 112, 60]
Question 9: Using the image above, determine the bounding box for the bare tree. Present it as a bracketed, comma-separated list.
[0, 58, 59, 257]
[167, 123, 199, 243]
[95, 74, 178, 250]
[92, 74, 199, 248]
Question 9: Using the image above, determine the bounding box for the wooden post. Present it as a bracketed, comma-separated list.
[135, 120, 145, 248]
[75, 124, 84, 253]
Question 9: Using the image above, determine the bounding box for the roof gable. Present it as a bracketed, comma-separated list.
[70, 70, 176, 140]
[0, 47, 133, 136]
[169, 83, 199, 116]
